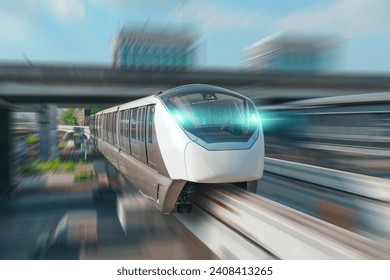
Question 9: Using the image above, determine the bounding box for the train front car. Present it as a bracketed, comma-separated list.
[156, 85, 264, 213]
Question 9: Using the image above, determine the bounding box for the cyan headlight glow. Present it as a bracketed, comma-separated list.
[174, 112, 185, 123]
[251, 113, 260, 124]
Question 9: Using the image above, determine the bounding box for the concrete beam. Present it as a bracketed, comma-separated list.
[1, 63, 390, 91]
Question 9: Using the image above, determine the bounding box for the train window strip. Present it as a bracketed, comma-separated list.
[126, 109, 132, 154]
[97, 115, 99, 138]
[105, 113, 108, 139]
[102, 114, 104, 140]
[131, 109, 137, 139]
[109, 112, 114, 143]
[140, 106, 146, 143]
[140, 106, 147, 162]
[95, 105, 152, 160]
[101, 114, 104, 140]
[107, 113, 111, 143]
[148, 105, 155, 144]
[112, 112, 115, 145]
[119, 110, 124, 150]
[91, 105, 157, 167]
[137, 108, 140, 141]
[106, 113, 109, 142]
[146, 105, 157, 169]
[106, 113, 108, 141]
[118, 109, 131, 154]
[113, 111, 118, 147]
[107, 113, 110, 141]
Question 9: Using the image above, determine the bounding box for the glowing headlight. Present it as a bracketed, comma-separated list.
[175, 112, 184, 123]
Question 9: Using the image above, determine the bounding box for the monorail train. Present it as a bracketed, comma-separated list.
[89, 84, 264, 214]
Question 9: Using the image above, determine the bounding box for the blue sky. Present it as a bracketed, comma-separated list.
[1, 0, 390, 73]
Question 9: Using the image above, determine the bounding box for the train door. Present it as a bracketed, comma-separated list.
[113, 107, 119, 147]
[130, 108, 139, 158]
[138, 106, 147, 163]
[146, 105, 157, 169]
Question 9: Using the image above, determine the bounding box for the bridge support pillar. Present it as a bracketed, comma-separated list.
[39, 105, 57, 160]
[0, 108, 11, 194]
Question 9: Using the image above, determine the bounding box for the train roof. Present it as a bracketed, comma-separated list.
[92, 94, 158, 115]
[92, 84, 253, 115]
[158, 84, 251, 101]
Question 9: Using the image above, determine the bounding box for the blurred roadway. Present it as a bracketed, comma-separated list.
[0, 175, 216, 260]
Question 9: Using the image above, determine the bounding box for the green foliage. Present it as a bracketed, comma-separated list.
[74, 170, 97, 182]
[47, 158, 62, 172]
[25, 134, 39, 147]
[18, 158, 78, 175]
[58, 143, 66, 149]
[90, 107, 104, 115]
[64, 161, 76, 172]
[62, 109, 78, 125]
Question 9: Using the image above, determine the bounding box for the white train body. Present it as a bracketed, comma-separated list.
[90, 84, 264, 214]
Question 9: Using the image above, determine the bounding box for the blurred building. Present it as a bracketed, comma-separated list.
[242, 33, 340, 72]
[75, 109, 83, 126]
[75, 108, 91, 126]
[111, 26, 197, 69]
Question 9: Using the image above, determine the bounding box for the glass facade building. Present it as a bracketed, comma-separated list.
[242, 33, 339, 73]
[112, 27, 197, 69]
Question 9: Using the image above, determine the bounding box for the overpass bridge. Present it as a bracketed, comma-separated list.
[2, 63, 390, 108]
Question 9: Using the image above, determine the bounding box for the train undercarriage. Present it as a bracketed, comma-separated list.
[174, 180, 258, 214]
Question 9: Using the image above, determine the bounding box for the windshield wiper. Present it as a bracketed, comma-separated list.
[222, 124, 244, 135]
[221, 102, 244, 130]
[220, 103, 246, 135]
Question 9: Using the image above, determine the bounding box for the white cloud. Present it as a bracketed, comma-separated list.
[0, 0, 38, 42]
[167, 1, 266, 32]
[0, 0, 86, 42]
[273, 0, 390, 37]
[0, 11, 29, 42]
[44, 0, 85, 20]
[89, 0, 168, 10]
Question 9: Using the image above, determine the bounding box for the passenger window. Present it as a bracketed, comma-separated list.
[148, 106, 155, 143]
[131, 109, 137, 139]
[140, 107, 146, 142]
[136, 108, 140, 141]
[113, 112, 118, 146]
[126, 110, 130, 138]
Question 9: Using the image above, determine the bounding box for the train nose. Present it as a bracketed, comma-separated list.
[184, 141, 264, 183]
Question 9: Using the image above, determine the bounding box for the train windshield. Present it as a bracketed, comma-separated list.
[161, 90, 259, 144]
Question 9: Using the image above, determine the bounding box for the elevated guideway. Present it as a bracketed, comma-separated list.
[261, 158, 390, 238]
[115, 156, 390, 260]
[2, 63, 390, 107]
[174, 184, 390, 259]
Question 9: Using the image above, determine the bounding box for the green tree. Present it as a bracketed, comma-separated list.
[62, 109, 78, 125]
[90, 107, 104, 114]
[25, 134, 39, 147]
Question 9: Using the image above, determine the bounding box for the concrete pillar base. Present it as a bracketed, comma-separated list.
[39, 105, 57, 160]
[0, 109, 11, 194]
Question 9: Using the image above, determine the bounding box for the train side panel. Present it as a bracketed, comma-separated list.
[153, 101, 192, 179]
[116, 101, 188, 213]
